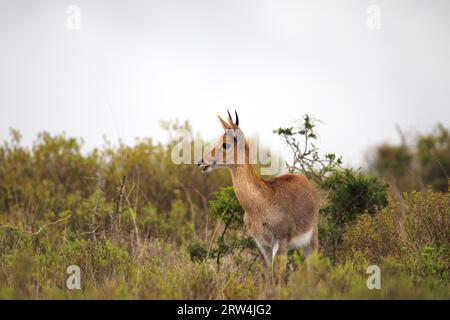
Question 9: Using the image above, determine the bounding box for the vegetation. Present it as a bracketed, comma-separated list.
[368, 124, 450, 193]
[273, 114, 343, 185]
[275, 115, 390, 263]
[320, 169, 389, 263]
[0, 120, 449, 299]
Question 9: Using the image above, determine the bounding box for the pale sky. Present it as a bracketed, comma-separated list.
[1, 0, 449, 167]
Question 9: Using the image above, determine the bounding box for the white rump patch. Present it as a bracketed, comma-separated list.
[288, 229, 313, 250]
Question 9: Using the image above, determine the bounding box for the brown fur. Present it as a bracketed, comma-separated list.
[199, 113, 319, 284]
[230, 163, 319, 252]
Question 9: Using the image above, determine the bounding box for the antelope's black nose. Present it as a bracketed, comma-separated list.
[197, 159, 203, 166]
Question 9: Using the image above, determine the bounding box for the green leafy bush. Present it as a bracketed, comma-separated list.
[319, 169, 389, 262]
[369, 124, 450, 192]
[206, 186, 254, 266]
[187, 240, 208, 262]
[321, 169, 389, 224]
[343, 190, 450, 284]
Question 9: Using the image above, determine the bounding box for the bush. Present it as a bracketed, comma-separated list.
[343, 209, 402, 263]
[343, 190, 450, 284]
[319, 169, 389, 262]
[209, 186, 244, 228]
[0, 126, 231, 245]
[187, 240, 208, 262]
[321, 169, 389, 223]
[205, 186, 255, 267]
[369, 124, 450, 192]
[402, 190, 450, 250]
[282, 252, 450, 299]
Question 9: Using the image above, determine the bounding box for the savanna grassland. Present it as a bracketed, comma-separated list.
[0, 120, 449, 299]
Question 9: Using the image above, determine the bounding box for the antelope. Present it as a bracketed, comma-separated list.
[197, 111, 319, 283]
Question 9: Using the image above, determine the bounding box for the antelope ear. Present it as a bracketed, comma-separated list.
[217, 115, 230, 130]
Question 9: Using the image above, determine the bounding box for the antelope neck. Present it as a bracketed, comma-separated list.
[230, 164, 267, 200]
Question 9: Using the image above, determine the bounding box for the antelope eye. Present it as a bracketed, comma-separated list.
[222, 143, 231, 149]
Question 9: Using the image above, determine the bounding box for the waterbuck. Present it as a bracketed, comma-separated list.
[197, 111, 319, 282]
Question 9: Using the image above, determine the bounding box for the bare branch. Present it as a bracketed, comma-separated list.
[0, 214, 72, 236]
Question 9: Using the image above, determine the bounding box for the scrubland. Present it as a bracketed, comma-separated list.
[0, 124, 449, 299]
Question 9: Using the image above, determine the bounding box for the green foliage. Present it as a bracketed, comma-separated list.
[370, 144, 414, 192]
[282, 252, 450, 299]
[321, 169, 389, 224]
[187, 240, 208, 263]
[416, 124, 450, 192]
[342, 209, 402, 263]
[375, 143, 413, 173]
[369, 124, 450, 192]
[0, 125, 230, 244]
[402, 190, 450, 250]
[206, 186, 254, 266]
[209, 186, 244, 228]
[319, 169, 389, 263]
[148, 196, 195, 244]
[273, 114, 343, 184]
[344, 190, 450, 284]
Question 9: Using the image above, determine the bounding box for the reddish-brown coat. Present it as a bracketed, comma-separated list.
[199, 113, 319, 260]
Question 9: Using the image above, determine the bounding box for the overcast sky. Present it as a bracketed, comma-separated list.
[1, 0, 449, 167]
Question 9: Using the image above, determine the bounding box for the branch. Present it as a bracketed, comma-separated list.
[206, 195, 236, 259]
[0, 214, 72, 236]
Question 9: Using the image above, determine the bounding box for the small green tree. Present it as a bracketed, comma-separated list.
[273, 114, 343, 185]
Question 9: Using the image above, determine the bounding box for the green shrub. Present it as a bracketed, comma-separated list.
[343, 209, 402, 263]
[369, 124, 450, 192]
[321, 169, 389, 223]
[402, 190, 450, 250]
[343, 190, 450, 284]
[187, 240, 208, 262]
[209, 186, 244, 227]
[206, 186, 254, 267]
[320, 169, 389, 262]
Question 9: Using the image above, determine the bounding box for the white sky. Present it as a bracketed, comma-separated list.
[1, 0, 449, 167]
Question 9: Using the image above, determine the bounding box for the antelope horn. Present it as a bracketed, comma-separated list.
[234, 110, 239, 127]
[227, 109, 233, 124]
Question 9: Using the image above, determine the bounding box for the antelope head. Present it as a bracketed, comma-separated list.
[197, 110, 247, 173]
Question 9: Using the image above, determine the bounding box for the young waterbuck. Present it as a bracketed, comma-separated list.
[198, 111, 319, 282]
